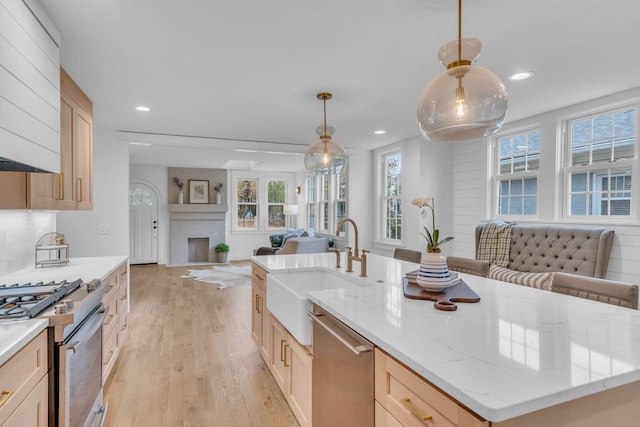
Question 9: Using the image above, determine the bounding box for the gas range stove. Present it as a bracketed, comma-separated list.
[0, 278, 105, 342]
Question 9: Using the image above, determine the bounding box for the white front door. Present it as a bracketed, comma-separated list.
[129, 183, 158, 264]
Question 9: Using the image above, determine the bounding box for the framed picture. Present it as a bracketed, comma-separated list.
[189, 180, 209, 204]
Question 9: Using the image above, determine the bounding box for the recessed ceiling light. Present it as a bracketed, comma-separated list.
[135, 105, 151, 112]
[508, 71, 535, 81]
[374, 130, 386, 135]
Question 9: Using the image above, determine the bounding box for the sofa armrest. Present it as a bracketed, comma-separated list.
[447, 256, 490, 277]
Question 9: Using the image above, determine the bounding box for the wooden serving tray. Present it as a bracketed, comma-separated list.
[403, 277, 481, 311]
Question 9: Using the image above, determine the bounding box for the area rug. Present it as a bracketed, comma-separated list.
[182, 265, 252, 289]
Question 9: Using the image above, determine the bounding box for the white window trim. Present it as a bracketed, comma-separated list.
[231, 170, 296, 233]
[374, 142, 406, 246]
[305, 170, 348, 236]
[490, 125, 541, 220]
[559, 100, 639, 223]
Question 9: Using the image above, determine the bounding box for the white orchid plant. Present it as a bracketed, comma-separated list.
[412, 197, 454, 253]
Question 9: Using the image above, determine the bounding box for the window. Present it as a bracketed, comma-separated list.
[129, 188, 153, 206]
[232, 172, 296, 232]
[565, 106, 636, 217]
[307, 177, 316, 229]
[236, 179, 257, 229]
[494, 129, 540, 216]
[382, 150, 402, 241]
[306, 170, 348, 234]
[336, 172, 346, 228]
[267, 180, 286, 227]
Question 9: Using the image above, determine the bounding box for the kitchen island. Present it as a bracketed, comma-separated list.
[252, 252, 640, 426]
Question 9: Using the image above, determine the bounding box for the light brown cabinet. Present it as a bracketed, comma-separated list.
[0, 67, 93, 210]
[251, 264, 271, 364]
[250, 262, 313, 427]
[269, 314, 313, 427]
[375, 349, 487, 427]
[102, 260, 129, 384]
[0, 331, 48, 426]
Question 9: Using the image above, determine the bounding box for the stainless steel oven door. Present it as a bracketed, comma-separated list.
[58, 303, 109, 427]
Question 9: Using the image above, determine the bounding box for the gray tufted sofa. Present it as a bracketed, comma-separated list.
[448, 224, 615, 279]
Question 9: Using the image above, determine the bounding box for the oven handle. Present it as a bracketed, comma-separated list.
[65, 304, 109, 353]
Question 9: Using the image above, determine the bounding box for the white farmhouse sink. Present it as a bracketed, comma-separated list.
[267, 270, 363, 345]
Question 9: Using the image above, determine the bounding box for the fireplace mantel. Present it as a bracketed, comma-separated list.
[168, 204, 228, 213]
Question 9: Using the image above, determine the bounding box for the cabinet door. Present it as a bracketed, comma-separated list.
[1, 374, 48, 427]
[26, 173, 55, 210]
[269, 315, 288, 394]
[0, 172, 27, 209]
[286, 336, 313, 427]
[73, 105, 92, 210]
[259, 300, 271, 364]
[251, 283, 264, 349]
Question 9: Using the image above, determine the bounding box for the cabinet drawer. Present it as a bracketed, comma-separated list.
[0, 331, 47, 425]
[2, 373, 48, 427]
[102, 288, 119, 339]
[102, 325, 118, 384]
[252, 263, 268, 291]
[376, 401, 403, 427]
[118, 312, 128, 346]
[117, 277, 128, 313]
[101, 270, 118, 300]
[116, 263, 128, 286]
[374, 349, 486, 427]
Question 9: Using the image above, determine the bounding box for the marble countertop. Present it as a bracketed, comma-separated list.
[0, 256, 128, 366]
[252, 252, 640, 422]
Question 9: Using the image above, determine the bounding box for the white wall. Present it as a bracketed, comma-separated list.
[449, 87, 640, 283]
[56, 129, 129, 258]
[0, 211, 56, 276]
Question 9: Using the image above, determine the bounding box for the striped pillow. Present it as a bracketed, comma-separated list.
[489, 265, 554, 291]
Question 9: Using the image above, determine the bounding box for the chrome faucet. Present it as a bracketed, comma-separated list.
[336, 218, 367, 277]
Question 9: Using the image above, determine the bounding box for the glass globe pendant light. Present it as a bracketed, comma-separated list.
[417, 0, 508, 142]
[304, 92, 348, 175]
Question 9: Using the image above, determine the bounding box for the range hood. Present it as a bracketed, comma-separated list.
[0, 157, 50, 173]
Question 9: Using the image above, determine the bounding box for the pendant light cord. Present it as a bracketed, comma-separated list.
[457, 0, 462, 65]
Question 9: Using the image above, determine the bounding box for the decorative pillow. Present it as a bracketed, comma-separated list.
[489, 264, 554, 291]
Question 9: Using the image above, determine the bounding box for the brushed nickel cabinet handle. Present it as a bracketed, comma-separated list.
[59, 172, 64, 200]
[256, 295, 262, 314]
[280, 339, 286, 362]
[0, 390, 14, 407]
[400, 398, 433, 424]
[254, 294, 259, 312]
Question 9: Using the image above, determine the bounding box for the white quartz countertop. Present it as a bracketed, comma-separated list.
[252, 252, 640, 422]
[0, 256, 128, 366]
[0, 319, 48, 366]
[0, 255, 128, 284]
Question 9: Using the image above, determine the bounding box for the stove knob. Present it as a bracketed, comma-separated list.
[86, 280, 100, 292]
[54, 303, 69, 314]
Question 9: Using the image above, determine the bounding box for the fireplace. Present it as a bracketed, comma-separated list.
[169, 204, 227, 265]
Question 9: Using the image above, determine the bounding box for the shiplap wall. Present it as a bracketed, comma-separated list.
[449, 87, 640, 285]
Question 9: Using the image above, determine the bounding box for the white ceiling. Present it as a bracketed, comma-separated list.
[40, 0, 640, 171]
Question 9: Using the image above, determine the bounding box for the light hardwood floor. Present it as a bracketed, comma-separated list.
[103, 263, 299, 427]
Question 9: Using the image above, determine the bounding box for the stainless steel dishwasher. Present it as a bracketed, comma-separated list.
[310, 305, 374, 427]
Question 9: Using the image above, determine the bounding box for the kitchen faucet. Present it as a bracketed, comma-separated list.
[336, 218, 367, 277]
